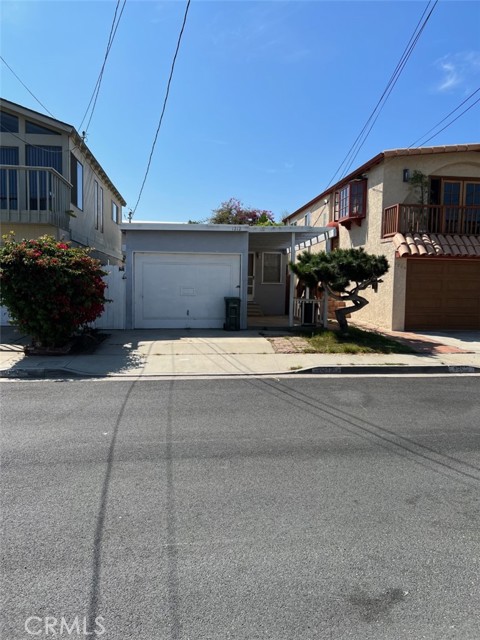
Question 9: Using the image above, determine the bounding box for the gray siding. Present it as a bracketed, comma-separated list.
[123, 229, 249, 329]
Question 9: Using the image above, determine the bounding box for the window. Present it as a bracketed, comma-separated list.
[26, 145, 62, 211]
[26, 145, 62, 172]
[99, 186, 104, 232]
[111, 201, 119, 223]
[0, 111, 19, 133]
[304, 212, 311, 226]
[0, 146, 19, 209]
[333, 179, 367, 227]
[94, 181, 99, 228]
[70, 153, 83, 210]
[262, 252, 282, 284]
[26, 121, 60, 135]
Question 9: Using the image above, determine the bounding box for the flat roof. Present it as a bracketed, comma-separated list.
[120, 222, 337, 250]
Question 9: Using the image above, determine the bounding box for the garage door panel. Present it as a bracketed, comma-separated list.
[135, 253, 241, 329]
[405, 260, 480, 330]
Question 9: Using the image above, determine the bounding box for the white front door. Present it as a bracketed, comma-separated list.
[247, 252, 255, 302]
[134, 252, 241, 329]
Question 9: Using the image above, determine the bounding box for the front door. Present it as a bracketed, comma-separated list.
[247, 252, 255, 301]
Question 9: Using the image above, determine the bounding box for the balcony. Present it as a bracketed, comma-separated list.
[0, 165, 72, 231]
[382, 204, 480, 238]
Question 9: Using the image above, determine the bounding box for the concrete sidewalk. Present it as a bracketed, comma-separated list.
[1, 326, 479, 378]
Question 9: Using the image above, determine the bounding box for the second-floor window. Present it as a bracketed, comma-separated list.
[94, 182, 104, 231]
[334, 180, 367, 221]
[70, 153, 83, 210]
[0, 111, 19, 133]
[111, 201, 119, 223]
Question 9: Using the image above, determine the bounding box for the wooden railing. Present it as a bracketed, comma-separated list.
[382, 204, 480, 237]
[0, 165, 72, 230]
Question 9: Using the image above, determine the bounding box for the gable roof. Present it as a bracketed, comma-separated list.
[285, 143, 480, 222]
[0, 97, 126, 206]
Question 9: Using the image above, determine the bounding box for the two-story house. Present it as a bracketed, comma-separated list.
[286, 144, 480, 331]
[0, 98, 126, 264]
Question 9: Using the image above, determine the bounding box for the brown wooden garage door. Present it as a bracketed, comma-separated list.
[405, 260, 480, 330]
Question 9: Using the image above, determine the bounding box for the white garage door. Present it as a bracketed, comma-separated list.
[134, 253, 242, 329]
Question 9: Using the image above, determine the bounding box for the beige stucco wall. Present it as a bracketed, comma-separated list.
[382, 152, 480, 208]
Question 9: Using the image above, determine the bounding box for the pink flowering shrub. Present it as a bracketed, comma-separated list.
[209, 198, 277, 225]
[0, 234, 107, 347]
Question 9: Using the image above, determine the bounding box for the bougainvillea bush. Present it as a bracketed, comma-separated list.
[0, 235, 107, 347]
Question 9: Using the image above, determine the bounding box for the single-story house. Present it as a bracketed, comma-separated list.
[120, 223, 336, 330]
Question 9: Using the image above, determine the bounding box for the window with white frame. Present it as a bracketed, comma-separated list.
[111, 201, 119, 223]
[94, 181, 104, 231]
[99, 185, 104, 232]
[70, 153, 83, 210]
[94, 180, 99, 228]
[262, 252, 282, 284]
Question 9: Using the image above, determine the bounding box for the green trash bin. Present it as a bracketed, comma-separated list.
[224, 297, 241, 331]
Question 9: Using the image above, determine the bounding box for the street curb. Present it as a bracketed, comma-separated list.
[1, 364, 479, 379]
[296, 365, 480, 375]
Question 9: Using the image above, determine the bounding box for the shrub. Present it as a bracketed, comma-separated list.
[0, 235, 108, 347]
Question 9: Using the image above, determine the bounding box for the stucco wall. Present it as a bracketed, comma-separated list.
[122, 229, 249, 329]
[382, 152, 480, 208]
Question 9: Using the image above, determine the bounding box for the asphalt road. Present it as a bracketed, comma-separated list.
[1, 377, 479, 640]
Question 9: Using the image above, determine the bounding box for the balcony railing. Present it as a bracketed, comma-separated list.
[382, 204, 480, 238]
[0, 165, 73, 231]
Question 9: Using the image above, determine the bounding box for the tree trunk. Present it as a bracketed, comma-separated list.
[335, 295, 369, 334]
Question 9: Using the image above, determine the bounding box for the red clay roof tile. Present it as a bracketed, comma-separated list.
[393, 233, 480, 258]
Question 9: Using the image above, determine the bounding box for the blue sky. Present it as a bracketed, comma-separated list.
[1, 0, 479, 222]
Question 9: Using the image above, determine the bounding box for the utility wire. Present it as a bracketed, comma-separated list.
[131, 0, 191, 217]
[325, 0, 438, 188]
[408, 86, 480, 148]
[338, 0, 438, 180]
[411, 96, 480, 147]
[340, 4, 436, 179]
[0, 55, 55, 117]
[0, 127, 78, 156]
[77, 0, 127, 134]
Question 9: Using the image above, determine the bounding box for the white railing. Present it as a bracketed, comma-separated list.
[0, 165, 72, 229]
[294, 298, 323, 325]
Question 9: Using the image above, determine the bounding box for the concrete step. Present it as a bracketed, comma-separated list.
[247, 302, 264, 317]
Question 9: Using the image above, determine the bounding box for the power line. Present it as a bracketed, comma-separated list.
[0, 55, 55, 118]
[77, 0, 127, 134]
[325, 0, 438, 188]
[339, 0, 438, 180]
[131, 0, 191, 217]
[0, 127, 78, 156]
[408, 86, 480, 148]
